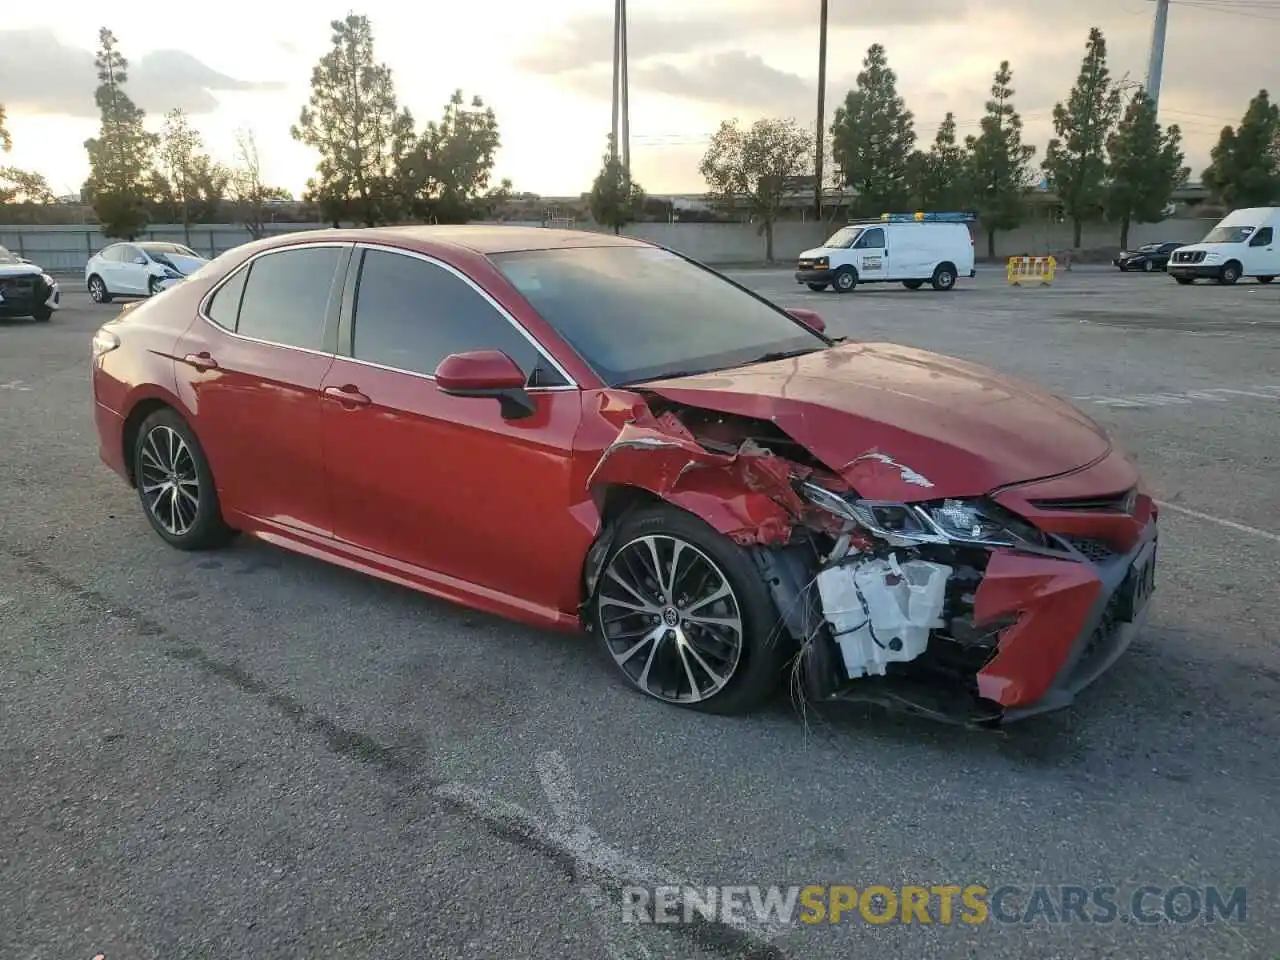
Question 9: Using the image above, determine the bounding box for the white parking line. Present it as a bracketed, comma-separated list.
[1156, 501, 1280, 544]
[434, 761, 786, 948]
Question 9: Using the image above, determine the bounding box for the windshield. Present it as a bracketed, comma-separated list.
[1202, 226, 1254, 244]
[0, 245, 19, 264]
[1138, 243, 1160, 252]
[822, 226, 862, 248]
[491, 246, 829, 386]
[140, 242, 200, 257]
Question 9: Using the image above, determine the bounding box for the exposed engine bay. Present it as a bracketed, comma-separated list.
[586, 392, 1157, 727]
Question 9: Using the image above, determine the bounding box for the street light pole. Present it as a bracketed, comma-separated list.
[621, 0, 630, 172]
[611, 0, 621, 161]
[814, 0, 828, 220]
[1146, 0, 1170, 115]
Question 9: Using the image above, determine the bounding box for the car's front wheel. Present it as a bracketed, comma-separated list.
[1142, 259, 1153, 272]
[148, 276, 162, 296]
[591, 505, 787, 715]
[832, 267, 857, 293]
[133, 408, 234, 550]
[1219, 261, 1242, 285]
[32, 304, 52, 322]
[87, 274, 111, 303]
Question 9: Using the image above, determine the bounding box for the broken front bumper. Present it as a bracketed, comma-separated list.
[975, 516, 1158, 721]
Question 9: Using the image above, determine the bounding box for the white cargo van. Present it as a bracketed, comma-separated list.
[1167, 206, 1279, 285]
[795, 212, 977, 293]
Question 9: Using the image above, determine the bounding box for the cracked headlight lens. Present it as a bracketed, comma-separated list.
[798, 481, 1046, 548]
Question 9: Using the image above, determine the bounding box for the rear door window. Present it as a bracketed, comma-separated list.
[235, 246, 343, 351]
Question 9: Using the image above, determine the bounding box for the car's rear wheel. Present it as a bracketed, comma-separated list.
[591, 505, 786, 715]
[832, 267, 857, 293]
[902, 279, 924, 290]
[931, 263, 957, 291]
[806, 282, 828, 292]
[133, 408, 234, 551]
[88, 275, 111, 303]
[1219, 261, 1241, 285]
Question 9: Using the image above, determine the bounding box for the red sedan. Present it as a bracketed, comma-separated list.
[91, 226, 1158, 724]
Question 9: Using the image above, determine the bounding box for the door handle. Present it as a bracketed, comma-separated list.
[322, 384, 371, 408]
[181, 351, 218, 372]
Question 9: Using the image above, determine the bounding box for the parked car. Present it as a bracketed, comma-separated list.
[795, 212, 977, 292]
[90, 226, 1158, 725]
[0, 245, 60, 322]
[1112, 241, 1183, 272]
[1168, 207, 1280, 285]
[85, 241, 209, 303]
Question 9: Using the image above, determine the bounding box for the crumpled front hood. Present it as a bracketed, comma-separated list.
[155, 254, 207, 275]
[642, 342, 1113, 501]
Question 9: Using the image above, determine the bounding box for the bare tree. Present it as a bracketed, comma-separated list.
[228, 129, 288, 239]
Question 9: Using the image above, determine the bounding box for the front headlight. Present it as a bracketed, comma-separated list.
[798, 481, 1046, 548]
[162, 268, 182, 279]
[40, 273, 56, 287]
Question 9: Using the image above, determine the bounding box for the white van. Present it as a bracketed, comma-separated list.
[1167, 206, 1279, 285]
[795, 212, 977, 293]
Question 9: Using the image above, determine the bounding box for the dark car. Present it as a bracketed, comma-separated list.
[0, 245, 61, 321]
[1113, 242, 1182, 272]
[90, 226, 1158, 726]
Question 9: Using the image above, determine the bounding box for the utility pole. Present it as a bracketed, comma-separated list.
[814, 0, 828, 220]
[1145, 0, 1170, 115]
[611, 0, 621, 161]
[620, 0, 630, 172]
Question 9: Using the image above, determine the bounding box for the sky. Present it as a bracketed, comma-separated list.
[0, 0, 1275, 200]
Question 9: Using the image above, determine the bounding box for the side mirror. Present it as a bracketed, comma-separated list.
[134, 256, 149, 265]
[786, 307, 826, 335]
[434, 349, 536, 419]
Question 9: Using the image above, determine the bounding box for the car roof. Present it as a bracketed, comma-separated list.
[270, 224, 652, 256]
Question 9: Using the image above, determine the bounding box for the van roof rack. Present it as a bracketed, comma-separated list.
[845, 212, 977, 224]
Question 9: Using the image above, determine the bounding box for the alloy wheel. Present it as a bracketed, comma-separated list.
[138, 425, 201, 536]
[89, 277, 106, 303]
[597, 534, 744, 704]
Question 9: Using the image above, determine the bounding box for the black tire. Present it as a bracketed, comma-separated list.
[590, 504, 788, 715]
[1258, 276, 1274, 284]
[88, 274, 112, 303]
[1219, 261, 1241, 285]
[1174, 276, 1194, 285]
[832, 267, 857, 293]
[148, 275, 162, 296]
[931, 263, 958, 291]
[806, 282, 828, 292]
[1142, 259, 1153, 272]
[32, 304, 53, 322]
[902, 279, 924, 290]
[132, 407, 234, 551]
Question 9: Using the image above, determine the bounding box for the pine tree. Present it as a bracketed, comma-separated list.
[830, 44, 916, 215]
[1042, 27, 1124, 247]
[1202, 90, 1280, 208]
[83, 28, 158, 239]
[965, 61, 1038, 259]
[909, 113, 970, 211]
[292, 15, 414, 226]
[1105, 90, 1188, 249]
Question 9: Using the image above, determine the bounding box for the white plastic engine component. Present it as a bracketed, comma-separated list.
[815, 554, 952, 679]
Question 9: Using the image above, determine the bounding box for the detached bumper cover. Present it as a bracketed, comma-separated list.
[974, 517, 1158, 720]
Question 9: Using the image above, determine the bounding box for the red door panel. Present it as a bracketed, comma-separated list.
[320, 358, 588, 614]
[176, 322, 336, 536]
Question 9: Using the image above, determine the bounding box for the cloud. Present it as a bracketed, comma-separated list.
[0, 29, 283, 119]
[634, 53, 816, 116]
[518, 1, 972, 75]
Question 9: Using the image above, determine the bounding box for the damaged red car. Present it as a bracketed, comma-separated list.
[91, 226, 1158, 725]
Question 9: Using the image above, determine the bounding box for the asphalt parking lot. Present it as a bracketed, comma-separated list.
[2, 266, 1278, 959]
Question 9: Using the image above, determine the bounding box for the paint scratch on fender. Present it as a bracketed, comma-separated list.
[848, 452, 934, 488]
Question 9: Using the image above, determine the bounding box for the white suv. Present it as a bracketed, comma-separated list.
[85, 241, 209, 303]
